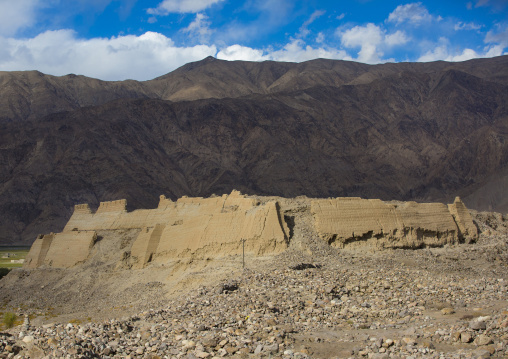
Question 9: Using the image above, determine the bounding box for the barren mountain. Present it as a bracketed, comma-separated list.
[1, 56, 508, 244]
[2, 56, 508, 123]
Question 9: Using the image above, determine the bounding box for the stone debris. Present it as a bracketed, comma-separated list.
[1, 200, 506, 358]
[2, 239, 508, 358]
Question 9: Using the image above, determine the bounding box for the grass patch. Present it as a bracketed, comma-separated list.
[3, 312, 16, 328]
[0, 247, 30, 269]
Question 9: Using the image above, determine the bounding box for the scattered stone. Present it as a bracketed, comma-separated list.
[195, 351, 211, 358]
[472, 348, 491, 358]
[474, 334, 493, 346]
[22, 335, 34, 344]
[470, 320, 487, 331]
[461, 332, 473, 343]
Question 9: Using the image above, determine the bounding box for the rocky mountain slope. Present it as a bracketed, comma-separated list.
[1, 56, 508, 244]
[2, 56, 507, 123]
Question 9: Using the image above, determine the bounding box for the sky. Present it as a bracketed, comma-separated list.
[0, 0, 506, 81]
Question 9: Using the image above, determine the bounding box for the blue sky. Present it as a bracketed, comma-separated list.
[0, 0, 506, 80]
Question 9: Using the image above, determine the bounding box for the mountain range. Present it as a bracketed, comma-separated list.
[1, 55, 507, 244]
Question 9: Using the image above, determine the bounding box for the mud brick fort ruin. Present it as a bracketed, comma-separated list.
[24, 191, 477, 269]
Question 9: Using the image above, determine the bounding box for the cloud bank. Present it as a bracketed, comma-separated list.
[0, 1, 505, 80]
[0, 0, 40, 36]
[0, 31, 217, 81]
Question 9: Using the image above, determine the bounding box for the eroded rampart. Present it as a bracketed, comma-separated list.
[311, 196, 477, 249]
[24, 192, 478, 269]
[26, 191, 290, 269]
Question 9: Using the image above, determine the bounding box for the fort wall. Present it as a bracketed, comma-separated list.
[42, 231, 97, 268]
[24, 231, 96, 268]
[130, 224, 165, 269]
[448, 197, 479, 242]
[37, 191, 289, 268]
[311, 197, 476, 249]
[24, 191, 478, 269]
[24, 233, 54, 269]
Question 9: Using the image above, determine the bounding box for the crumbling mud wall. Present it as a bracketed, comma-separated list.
[448, 197, 479, 242]
[24, 233, 54, 269]
[152, 200, 287, 262]
[311, 197, 477, 249]
[130, 224, 165, 269]
[26, 191, 290, 269]
[24, 231, 96, 268]
[24, 192, 478, 269]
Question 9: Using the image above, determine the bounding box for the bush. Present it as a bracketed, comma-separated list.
[3, 312, 16, 328]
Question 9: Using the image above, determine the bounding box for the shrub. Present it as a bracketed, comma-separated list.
[3, 312, 16, 328]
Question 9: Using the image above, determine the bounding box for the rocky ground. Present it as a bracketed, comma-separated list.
[0, 208, 507, 358]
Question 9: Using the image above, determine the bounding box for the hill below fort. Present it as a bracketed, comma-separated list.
[0, 192, 507, 358]
[1, 55, 508, 244]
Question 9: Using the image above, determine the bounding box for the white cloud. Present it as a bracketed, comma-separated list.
[0, 0, 40, 36]
[483, 25, 508, 56]
[217, 40, 352, 63]
[388, 2, 432, 25]
[337, 13, 345, 20]
[448, 48, 482, 61]
[316, 32, 325, 43]
[0, 30, 217, 80]
[484, 45, 505, 57]
[417, 36, 506, 62]
[454, 22, 483, 31]
[385, 30, 410, 47]
[181, 13, 213, 42]
[339, 24, 408, 63]
[217, 45, 270, 61]
[268, 39, 352, 62]
[340, 23, 383, 48]
[485, 25, 508, 47]
[147, 0, 224, 15]
[298, 10, 325, 38]
[418, 45, 478, 62]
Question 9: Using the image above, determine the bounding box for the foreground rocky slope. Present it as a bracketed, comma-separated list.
[0, 207, 506, 358]
[1, 56, 508, 245]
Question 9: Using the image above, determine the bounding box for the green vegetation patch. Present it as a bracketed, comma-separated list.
[0, 247, 30, 269]
[2, 312, 16, 328]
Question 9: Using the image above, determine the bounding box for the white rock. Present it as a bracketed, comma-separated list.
[22, 335, 35, 343]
